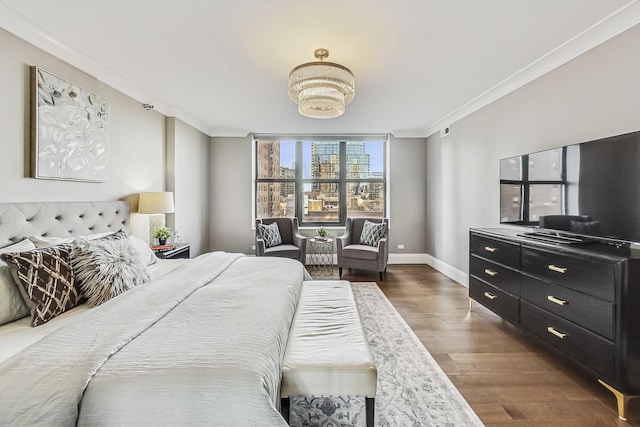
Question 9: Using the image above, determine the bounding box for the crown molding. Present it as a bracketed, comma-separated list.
[3, 1, 638, 140]
[423, 0, 640, 138]
[209, 129, 253, 138]
[389, 129, 429, 139]
[0, 2, 212, 137]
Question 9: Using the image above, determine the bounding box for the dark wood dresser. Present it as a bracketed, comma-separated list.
[469, 228, 640, 420]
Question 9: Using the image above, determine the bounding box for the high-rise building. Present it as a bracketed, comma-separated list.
[280, 166, 295, 198]
[310, 141, 371, 179]
[257, 141, 282, 217]
[346, 141, 370, 179]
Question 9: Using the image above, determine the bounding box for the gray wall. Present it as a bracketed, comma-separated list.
[425, 23, 640, 276]
[0, 28, 210, 253]
[166, 118, 210, 256]
[209, 135, 428, 257]
[0, 28, 166, 202]
[209, 136, 254, 253]
[389, 136, 428, 254]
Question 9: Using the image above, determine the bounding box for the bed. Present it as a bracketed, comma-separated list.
[0, 201, 308, 426]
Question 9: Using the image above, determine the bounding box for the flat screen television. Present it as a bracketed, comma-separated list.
[500, 131, 640, 244]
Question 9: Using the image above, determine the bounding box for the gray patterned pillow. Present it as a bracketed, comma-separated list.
[72, 235, 150, 307]
[259, 222, 283, 248]
[359, 220, 386, 247]
[0, 244, 79, 326]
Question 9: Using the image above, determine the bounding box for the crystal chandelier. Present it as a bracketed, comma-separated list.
[288, 48, 355, 119]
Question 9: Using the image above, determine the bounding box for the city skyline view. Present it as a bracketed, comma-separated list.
[256, 139, 386, 223]
[278, 140, 384, 178]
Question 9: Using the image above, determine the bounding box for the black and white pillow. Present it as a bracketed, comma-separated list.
[0, 244, 79, 326]
[259, 222, 283, 248]
[359, 220, 386, 247]
[71, 235, 150, 307]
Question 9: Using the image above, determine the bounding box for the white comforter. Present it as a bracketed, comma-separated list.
[0, 252, 306, 426]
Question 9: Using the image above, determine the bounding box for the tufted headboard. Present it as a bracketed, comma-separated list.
[0, 201, 130, 247]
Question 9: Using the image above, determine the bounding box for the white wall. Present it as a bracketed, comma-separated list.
[425, 23, 640, 275]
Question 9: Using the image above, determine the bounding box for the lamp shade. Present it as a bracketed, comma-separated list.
[138, 192, 175, 214]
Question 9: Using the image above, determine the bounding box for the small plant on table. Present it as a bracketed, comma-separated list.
[153, 227, 172, 245]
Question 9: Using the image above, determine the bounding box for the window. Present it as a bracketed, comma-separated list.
[255, 137, 386, 226]
[500, 147, 565, 225]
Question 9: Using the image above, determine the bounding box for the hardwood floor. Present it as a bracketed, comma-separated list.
[329, 265, 639, 426]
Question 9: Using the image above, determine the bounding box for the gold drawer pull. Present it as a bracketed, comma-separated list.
[548, 264, 567, 274]
[484, 269, 498, 277]
[484, 246, 497, 253]
[483, 292, 497, 300]
[547, 326, 567, 339]
[547, 295, 568, 306]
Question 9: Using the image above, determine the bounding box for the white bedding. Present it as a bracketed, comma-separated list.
[0, 253, 306, 426]
[0, 258, 188, 363]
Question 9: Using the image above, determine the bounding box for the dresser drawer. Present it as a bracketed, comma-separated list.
[520, 301, 614, 378]
[470, 234, 520, 269]
[469, 277, 519, 323]
[521, 274, 615, 340]
[521, 247, 616, 301]
[470, 255, 520, 296]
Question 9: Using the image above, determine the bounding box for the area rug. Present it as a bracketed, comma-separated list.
[290, 282, 484, 427]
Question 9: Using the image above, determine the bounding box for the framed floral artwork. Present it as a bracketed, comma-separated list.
[31, 67, 109, 182]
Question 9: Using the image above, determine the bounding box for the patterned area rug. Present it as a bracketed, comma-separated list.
[290, 282, 484, 427]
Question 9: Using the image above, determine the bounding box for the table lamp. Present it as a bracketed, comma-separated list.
[138, 192, 175, 244]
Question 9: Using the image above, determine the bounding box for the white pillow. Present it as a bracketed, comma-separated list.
[0, 239, 36, 325]
[29, 231, 115, 248]
[129, 235, 159, 266]
[71, 237, 150, 307]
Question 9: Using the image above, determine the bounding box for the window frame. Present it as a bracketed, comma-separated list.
[254, 136, 387, 227]
[500, 148, 567, 225]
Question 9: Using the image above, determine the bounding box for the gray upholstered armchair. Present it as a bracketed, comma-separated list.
[255, 217, 307, 264]
[337, 217, 389, 281]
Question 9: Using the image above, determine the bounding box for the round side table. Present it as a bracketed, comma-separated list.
[309, 237, 334, 277]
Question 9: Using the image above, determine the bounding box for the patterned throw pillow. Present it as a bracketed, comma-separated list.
[359, 220, 386, 247]
[259, 222, 283, 248]
[71, 235, 150, 307]
[0, 244, 79, 326]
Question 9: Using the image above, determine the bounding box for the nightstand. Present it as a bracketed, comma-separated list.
[155, 243, 190, 259]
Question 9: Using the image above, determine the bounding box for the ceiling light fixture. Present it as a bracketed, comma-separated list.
[288, 48, 355, 119]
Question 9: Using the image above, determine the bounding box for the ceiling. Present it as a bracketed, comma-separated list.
[1, 1, 639, 137]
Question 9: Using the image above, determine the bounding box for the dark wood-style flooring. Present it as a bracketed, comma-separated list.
[329, 264, 639, 426]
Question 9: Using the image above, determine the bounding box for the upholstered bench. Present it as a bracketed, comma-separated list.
[281, 280, 377, 427]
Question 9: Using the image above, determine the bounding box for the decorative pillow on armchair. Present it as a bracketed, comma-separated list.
[259, 222, 283, 248]
[359, 220, 386, 247]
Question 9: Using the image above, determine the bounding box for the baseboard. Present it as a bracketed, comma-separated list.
[306, 254, 430, 265]
[304, 252, 470, 287]
[424, 254, 469, 288]
[388, 253, 430, 264]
